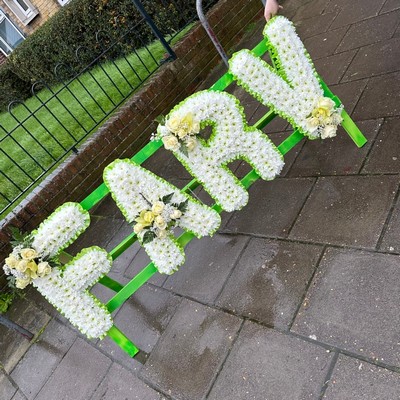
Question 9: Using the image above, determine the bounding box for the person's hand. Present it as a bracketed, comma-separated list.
[264, 0, 283, 21]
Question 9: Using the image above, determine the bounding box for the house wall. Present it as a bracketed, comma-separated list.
[0, 0, 62, 64]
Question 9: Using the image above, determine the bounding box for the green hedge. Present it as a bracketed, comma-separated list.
[0, 0, 217, 111]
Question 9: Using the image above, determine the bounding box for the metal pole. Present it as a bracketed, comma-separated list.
[0, 315, 34, 340]
[196, 0, 229, 68]
[131, 0, 176, 60]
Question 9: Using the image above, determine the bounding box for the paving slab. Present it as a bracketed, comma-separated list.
[292, 0, 332, 22]
[289, 119, 382, 177]
[0, 371, 17, 400]
[91, 362, 162, 400]
[323, 355, 400, 399]
[328, 0, 386, 29]
[290, 175, 398, 248]
[216, 239, 322, 329]
[381, 0, 400, 13]
[362, 117, 400, 174]
[249, 104, 290, 133]
[140, 299, 241, 400]
[208, 321, 332, 400]
[353, 71, 400, 120]
[10, 319, 76, 400]
[66, 215, 124, 255]
[11, 391, 26, 400]
[124, 246, 169, 287]
[163, 234, 249, 304]
[292, 248, 400, 367]
[379, 195, 400, 253]
[314, 50, 357, 85]
[395, 24, 400, 38]
[142, 147, 192, 182]
[97, 284, 180, 370]
[225, 178, 315, 237]
[343, 37, 400, 82]
[336, 11, 400, 52]
[90, 194, 125, 220]
[35, 338, 112, 400]
[329, 79, 369, 115]
[0, 298, 51, 373]
[234, 131, 304, 178]
[104, 221, 141, 280]
[294, 12, 338, 39]
[304, 26, 348, 60]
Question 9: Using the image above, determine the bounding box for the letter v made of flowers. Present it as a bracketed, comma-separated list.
[229, 16, 343, 140]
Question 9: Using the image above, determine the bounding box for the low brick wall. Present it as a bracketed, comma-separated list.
[0, 0, 263, 273]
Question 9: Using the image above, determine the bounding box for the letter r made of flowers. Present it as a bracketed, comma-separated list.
[229, 16, 341, 140]
[103, 159, 221, 275]
[29, 203, 114, 339]
[158, 90, 284, 212]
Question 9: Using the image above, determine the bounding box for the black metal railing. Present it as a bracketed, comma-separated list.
[0, 0, 218, 217]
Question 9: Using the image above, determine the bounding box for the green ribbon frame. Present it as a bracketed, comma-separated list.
[79, 37, 367, 357]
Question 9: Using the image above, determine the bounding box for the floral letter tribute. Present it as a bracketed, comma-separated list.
[103, 159, 221, 274]
[229, 16, 343, 139]
[156, 91, 284, 211]
[3, 203, 113, 339]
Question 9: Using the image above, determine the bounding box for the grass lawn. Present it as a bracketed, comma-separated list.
[0, 27, 191, 216]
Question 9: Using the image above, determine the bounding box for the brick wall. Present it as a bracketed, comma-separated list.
[0, 0, 263, 276]
[0, 51, 6, 65]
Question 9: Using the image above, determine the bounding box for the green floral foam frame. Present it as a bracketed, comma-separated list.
[79, 37, 367, 358]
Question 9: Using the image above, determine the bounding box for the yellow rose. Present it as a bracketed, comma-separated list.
[317, 97, 335, 110]
[306, 116, 320, 132]
[26, 260, 38, 272]
[143, 211, 155, 225]
[134, 223, 144, 234]
[5, 255, 19, 268]
[312, 97, 335, 119]
[331, 112, 343, 125]
[25, 261, 38, 279]
[15, 259, 29, 272]
[166, 113, 199, 137]
[312, 107, 330, 119]
[170, 209, 182, 220]
[136, 210, 155, 227]
[15, 277, 31, 289]
[176, 128, 189, 139]
[186, 136, 197, 152]
[156, 229, 168, 239]
[162, 135, 180, 151]
[154, 216, 167, 230]
[152, 201, 164, 215]
[20, 248, 38, 260]
[321, 125, 337, 139]
[165, 115, 181, 133]
[181, 113, 198, 133]
[37, 261, 51, 277]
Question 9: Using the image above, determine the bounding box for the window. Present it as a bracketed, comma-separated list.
[3, 0, 38, 25]
[0, 11, 24, 56]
